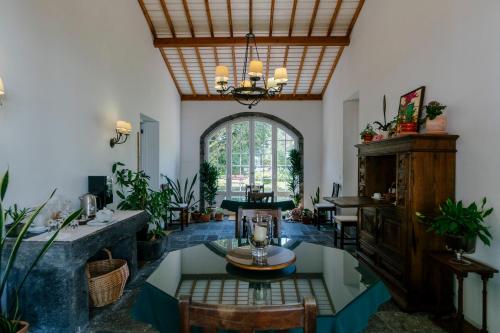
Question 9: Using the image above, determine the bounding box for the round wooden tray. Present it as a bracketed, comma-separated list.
[226, 245, 296, 271]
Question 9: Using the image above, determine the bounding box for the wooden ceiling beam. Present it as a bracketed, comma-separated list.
[227, 0, 234, 37]
[154, 36, 349, 48]
[327, 0, 343, 36]
[308, 0, 321, 37]
[283, 0, 298, 68]
[307, 46, 326, 95]
[159, 0, 176, 37]
[137, 0, 157, 38]
[321, 46, 344, 96]
[181, 94, 322, 101]
[347, 0, 365, 36]
[249, 0, 253, 33]
[178, 48, 197, 95]
[160, 48, 182, 94]
[269, 0, 275, 36]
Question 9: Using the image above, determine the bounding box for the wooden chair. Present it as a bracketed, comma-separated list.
[245, 184, 264, 200]
[247, 191, 275, 203]
[179, 295, 317, 333]
[237, 208, 281, 238]
[314, 182, 341, 230]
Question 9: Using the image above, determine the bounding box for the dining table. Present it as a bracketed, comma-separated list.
[132, 239, 391, 333]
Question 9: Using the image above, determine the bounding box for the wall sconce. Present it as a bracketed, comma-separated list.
[110, 120, 132, 148]
[0, 78, 5, 107]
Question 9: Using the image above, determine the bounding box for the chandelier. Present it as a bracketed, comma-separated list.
[215, 33, 288, 109]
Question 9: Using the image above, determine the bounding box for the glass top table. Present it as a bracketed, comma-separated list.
[133, 239, 390, 333]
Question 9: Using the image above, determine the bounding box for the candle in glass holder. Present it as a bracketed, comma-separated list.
[254, 225, 267, 242]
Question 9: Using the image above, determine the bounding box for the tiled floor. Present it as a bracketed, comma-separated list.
[88, 220, 446, 333]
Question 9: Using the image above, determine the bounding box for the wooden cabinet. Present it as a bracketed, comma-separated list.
[355, 134, 458, 311]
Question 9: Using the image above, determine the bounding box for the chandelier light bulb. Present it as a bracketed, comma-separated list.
[267, 78, 277, 89]
[248, 60, 263, 79]
[215, 65, 229, 84]
[240, 80, 252, 88]
[274, 68, 288, 84]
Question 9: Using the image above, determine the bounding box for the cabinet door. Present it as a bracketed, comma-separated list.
[378, 208, 404, 257]
[359, 208, 377, 245]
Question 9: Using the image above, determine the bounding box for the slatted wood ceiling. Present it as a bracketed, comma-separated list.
[138, 0, 365, 101]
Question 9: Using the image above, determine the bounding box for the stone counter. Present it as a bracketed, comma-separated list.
[4, 210, 149, 333]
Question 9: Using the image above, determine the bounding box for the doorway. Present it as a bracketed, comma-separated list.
[342, 98, 359, 197]
[139, 114, 160, 190]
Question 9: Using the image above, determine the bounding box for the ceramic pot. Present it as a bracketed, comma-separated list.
[444, 234, 477, 264]
[190, 212, 201, 222]
[362, 134, 374, 143]
[215, 213, 224, 221]
[200, 214, 210, 222]
[426, 115, 447, 134]
[399, 122, 417, 133]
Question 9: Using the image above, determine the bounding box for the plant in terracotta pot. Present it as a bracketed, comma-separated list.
[417, 198, 494, 265]
[424, 101, 447, 134]
[190, 205, 201, 222]
[301, 208, 313, 225]
[360, 124, 376, 143]
[0, 170, 81, 333]
[287, 149, 303, 207]
[200, 208, 211, 222]
[214, 208, 224, 221]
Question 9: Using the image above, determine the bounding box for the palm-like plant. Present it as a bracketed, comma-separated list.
[0, 170, 80, 333]
[166, 174, 199, 210]
[287, 149, 303, 207]
[200, 161, 219, 209]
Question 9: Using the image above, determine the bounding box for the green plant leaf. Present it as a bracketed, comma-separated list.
[0, 170, 8, 201]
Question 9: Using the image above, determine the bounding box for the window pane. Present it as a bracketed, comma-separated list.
[208, 127, 227, 192]
[231, 121, 250, 192]
[254, 121, 273, 192]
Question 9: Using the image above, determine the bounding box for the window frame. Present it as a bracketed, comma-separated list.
[200, 112, 304, 207]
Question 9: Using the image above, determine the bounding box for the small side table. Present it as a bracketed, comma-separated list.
[168, 204, 189, 231]
[429, 252, 498, 333]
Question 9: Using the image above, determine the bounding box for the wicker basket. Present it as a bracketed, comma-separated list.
[87, 248, 129, 307]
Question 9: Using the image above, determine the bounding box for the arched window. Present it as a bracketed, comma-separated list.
[202, 113, 303, 203]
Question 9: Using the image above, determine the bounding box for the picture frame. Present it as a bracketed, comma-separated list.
[396, 86, 425, 134]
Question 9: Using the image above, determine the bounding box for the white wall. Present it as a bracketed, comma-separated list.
[322, 0, 500, 330]
[181, 100, 323, 209]
[0, 0, 181, 208]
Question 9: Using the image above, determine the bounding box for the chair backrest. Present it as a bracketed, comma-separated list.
[179, 295, 317, 333]
[247, 191, 274, 203]
[245, 185, 264, 198]
[237, 208, 281, 238]
[331, 182, 341, 198]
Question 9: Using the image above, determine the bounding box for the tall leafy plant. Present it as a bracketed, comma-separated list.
[0, 170, 80, 333]
[287, 148, 303, 207]
[417, 198, 494, 246]
[200, 161, 219, 208]
[166, 174, 199, 210]
[147, 187, 171, 240]
[112, 162, 149, 210]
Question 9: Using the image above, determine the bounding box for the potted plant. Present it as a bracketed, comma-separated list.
[190, 205, 202, 222]
[289, 207, 303, 222]
[0, 170, 80, 333]
[166, 174, 199, 214]
[417, 198, 494, 265]
[214, 208, 224, 221]
[113, 162, 170, 261]
[4, 205, 34, 237]
[424, 101, 447, 134]
[200, 161, 219, 211]
[200, 208, 211, 222]
[373, 95, 394, 139]
[360, 124, 376, 143]
[287, 149, 303, 207]
[301, 208, 313, 225]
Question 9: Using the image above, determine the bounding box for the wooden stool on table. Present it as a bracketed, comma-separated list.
[333, 215, 358, 249]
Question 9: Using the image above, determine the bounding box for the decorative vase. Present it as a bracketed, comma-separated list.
[444, 234, 477, 265]
[399, 122, 417, 134]
[426, 115, 447, 134]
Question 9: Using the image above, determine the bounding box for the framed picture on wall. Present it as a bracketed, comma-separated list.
[396, 86, 425, 134]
